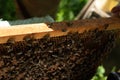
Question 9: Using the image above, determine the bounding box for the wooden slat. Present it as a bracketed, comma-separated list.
[0, 17, 120, 44]
[0, 23, 53, 37]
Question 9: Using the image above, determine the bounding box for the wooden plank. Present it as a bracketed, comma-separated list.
[0, 23, 53, 37]
[0, 17, 120, 44]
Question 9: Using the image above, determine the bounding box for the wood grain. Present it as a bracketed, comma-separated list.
[0, 17, 120, 44]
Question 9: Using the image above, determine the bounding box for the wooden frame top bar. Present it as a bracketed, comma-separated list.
[0, 17, 120, 44]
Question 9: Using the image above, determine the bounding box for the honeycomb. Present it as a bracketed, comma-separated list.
[0, 28, 119, 80]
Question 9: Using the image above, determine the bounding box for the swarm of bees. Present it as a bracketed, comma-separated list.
[0, 28, 119, 80]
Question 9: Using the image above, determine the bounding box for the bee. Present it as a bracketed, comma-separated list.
[104, 24, 109, 30]
[42, 34, 50, 40]
[46, 22, 53, 28]
[66, 21, 73, 27]
[23, 35, 34, 42]
[7, 38, 15, 44]
[61, 28, 67, 32]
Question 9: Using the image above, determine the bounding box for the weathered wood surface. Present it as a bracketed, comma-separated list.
[0, 17, 120, 44]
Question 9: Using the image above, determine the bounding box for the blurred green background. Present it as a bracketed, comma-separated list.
[0, 0, 87, 21]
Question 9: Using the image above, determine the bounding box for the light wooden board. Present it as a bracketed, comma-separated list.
[0, 17, 120, 44]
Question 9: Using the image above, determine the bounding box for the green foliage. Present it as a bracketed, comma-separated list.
[91, 65, 107, 80]
[0, 0, 16, 20]
[111, 66, 116, 72]
[91, 65, 116, 80]
[56, 0, 88, 21]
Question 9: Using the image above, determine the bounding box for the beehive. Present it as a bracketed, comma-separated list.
[0, 17, 120, 80]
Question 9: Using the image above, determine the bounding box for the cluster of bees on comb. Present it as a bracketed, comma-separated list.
[0, 24, 119, 80]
